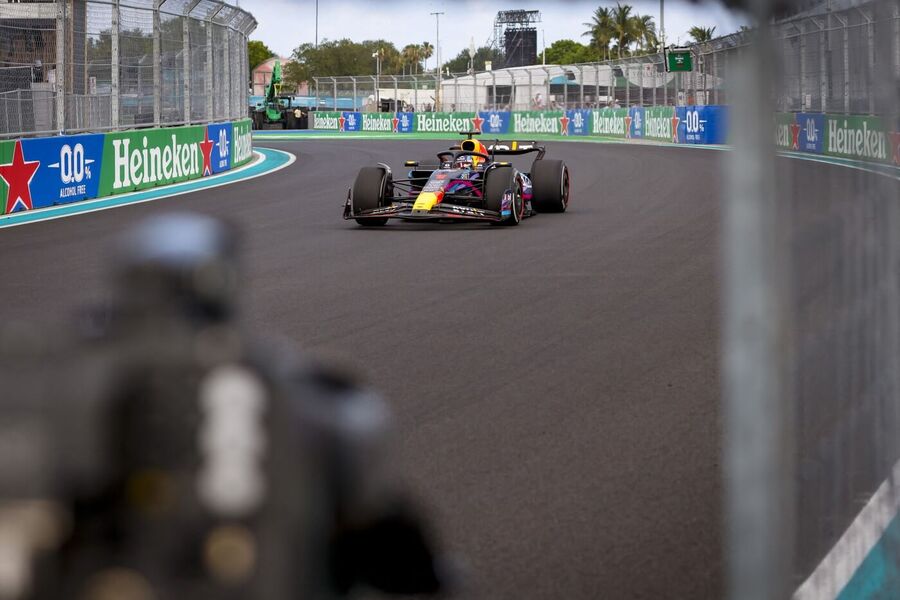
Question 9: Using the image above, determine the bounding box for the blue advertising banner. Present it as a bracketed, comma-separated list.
[395, 112, 415, 133]
[206, 122, 233, 174]
[478, 111, 511, 134]
[341, 112, 362, 132]
[675, 106, 728, 145]
[796, 112, 825, 154]
[22, 133, 105, 209]
[628, 107, 645, 139]
[566, 110, 592, 136]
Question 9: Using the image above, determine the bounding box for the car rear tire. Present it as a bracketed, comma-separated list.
[531, 159, 569, 213]
[353, 166, 391, 226]
[484, 166, 522, 226]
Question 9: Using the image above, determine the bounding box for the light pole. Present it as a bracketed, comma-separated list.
[659, 0, 666, 52]
[315, 0, 319, 48]
[372, 49, 382, 110]
[430, 11, 444, 110]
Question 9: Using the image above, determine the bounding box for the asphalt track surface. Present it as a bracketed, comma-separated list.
[2, 139, 888, 599]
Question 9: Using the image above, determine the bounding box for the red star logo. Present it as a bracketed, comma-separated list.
[392, 116, 400, 133]
[559, 114, 570, 136]
[199, 129, 214, 177]
[0, 140, 40, 214]
[890, 132, 900, 166]
[338, 115, 346, 132]
[671, 115, 681, 143]
[471, 115, 484, 133]
[790, 123, 801, 150]
[624, 116, 633, 139]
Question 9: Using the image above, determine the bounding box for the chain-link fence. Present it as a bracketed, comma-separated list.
[0, 0, 256, 139]
[722, 0, 900, 599]
[313, 0, 896, 117]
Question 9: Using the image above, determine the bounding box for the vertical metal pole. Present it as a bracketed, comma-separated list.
[798, 25, 806, 110]
[183, 9, 192, 124]
[842, 17, 850, 114]
[493, 71, 499, 110]
[393, 76, 398, 113]
[713, 51, 719, 105]
[332, 78, 337, 112]
[595, 65, 601, 107]
[352, 77, 357, 111]
[314, 78, 319, 112]
[413, 76, 417, 112]
[206, 19, 214, 122]
[455, 75, 459, 111]
[111, 0, 120, 128]
[625, 63, 631, 106]
[578, 66, 585, 109]
[865, 10, 875, 115]
[664, 63, 668, 105]
[638, 60, 644, 107]
[610, 65, 616, 106]
[55, 0, 66, 133]
[153, 1, 162, 126]
[222, 26, 231, 122]
[818, 19, 827, 112]
[723, 1, 794, 598]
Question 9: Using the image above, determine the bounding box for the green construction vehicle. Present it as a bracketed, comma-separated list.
[252, 60, 300, 130]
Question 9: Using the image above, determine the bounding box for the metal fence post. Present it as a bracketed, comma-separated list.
[713, 50, 719, 105]
[314, 78, 319, 111]
[412, 76, 417, 112]
[393, 76, 398, 112]
[183, 2, 198, 124]
[834, 12, 850, 113]
[578, 66, 585, 109]
[153, 1, 162, 126]
[55, 0, 66, 133]
[352, 77, 358, 111]
[111, 0, 120, 128]
[862, 7, 875, 114]
[797, 24, 806, 110]
[454, 75, 459, 111]
[815, 17, 827, 112]
[222, 23, 231, 122]
[332, 77, 337, 111]
[595, 64, 601, 107]
[205, 14, 214, 122]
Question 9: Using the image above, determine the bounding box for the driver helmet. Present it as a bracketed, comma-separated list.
[453, 155, 474, 169]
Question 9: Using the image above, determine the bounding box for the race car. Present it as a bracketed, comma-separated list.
[343, 132, 570, 226]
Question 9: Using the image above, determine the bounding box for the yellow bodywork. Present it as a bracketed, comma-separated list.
[413, 191, 442, 212]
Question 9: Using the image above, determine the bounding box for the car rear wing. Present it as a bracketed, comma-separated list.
[485, 141, 546, 160]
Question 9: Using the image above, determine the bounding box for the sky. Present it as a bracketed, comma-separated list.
[237, 0, 749, 65]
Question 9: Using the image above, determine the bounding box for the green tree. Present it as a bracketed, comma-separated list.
[688, 26, 716, 43]
[610, 3, 639, 58]
[401, 44, 422, 75]
[248, 40, 275, 71]
[443, 46, 504, 74]
[582, 7, 614, 61]
[421, 41, 434, 71]
[633, 15, 658, 53]
[544, 39, 597, 65]
[283, 39, 402, 88]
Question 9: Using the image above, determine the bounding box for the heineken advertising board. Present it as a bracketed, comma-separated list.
[0, 119, 253, 216]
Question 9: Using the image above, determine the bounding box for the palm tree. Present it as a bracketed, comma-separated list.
[582, 7, 614, 61]
[688, 26, 716, 43]
[401, 43, 421, 75]
[610, 3, 638, 58]
[632, 14, 658, 53]
[421, 41, 434, 72]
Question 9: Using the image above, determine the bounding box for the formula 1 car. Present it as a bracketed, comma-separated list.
[343, 132, 570, 226]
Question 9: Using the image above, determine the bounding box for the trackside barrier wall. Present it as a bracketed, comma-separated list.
[309, 108, 900, 167]
[0, 119, 253, 216]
